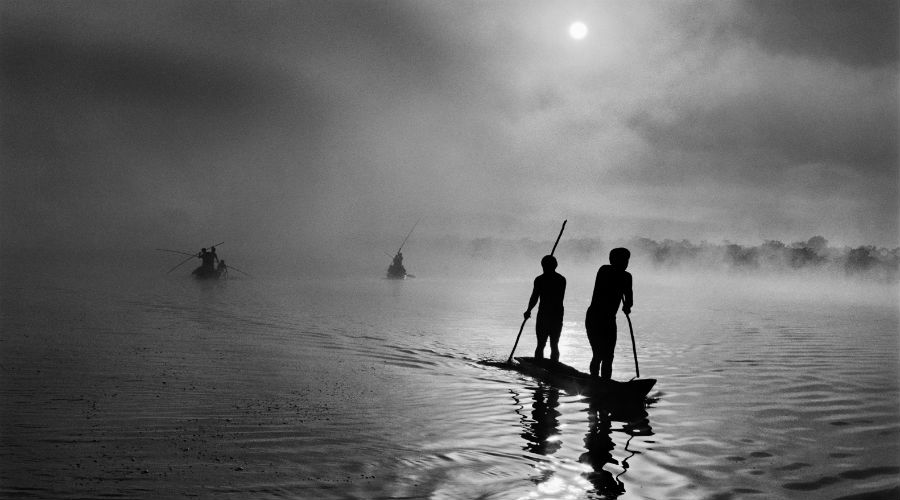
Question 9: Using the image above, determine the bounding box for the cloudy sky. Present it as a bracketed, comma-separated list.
[2, 0, 897, 258]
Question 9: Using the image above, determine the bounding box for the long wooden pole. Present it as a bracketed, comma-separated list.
[167, 253, 197, 274]
[156, 248, 195, 257]
[396, 219, 420, 255]
[625, 312, 640, 379]
[550, 220, 567, 255]
[507, 220, 567, 364]
[226, 264, 252, 277]
[506, 317, 529, 364]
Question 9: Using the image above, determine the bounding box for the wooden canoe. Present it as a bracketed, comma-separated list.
[512, 357, 656, 399]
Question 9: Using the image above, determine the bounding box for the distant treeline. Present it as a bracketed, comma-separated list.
[466, 235, 899, 282]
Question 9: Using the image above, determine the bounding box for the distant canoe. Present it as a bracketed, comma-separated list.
[191, 265, 222, 280]
[386, 262, 407, 279]
[512, 357, 656, 400]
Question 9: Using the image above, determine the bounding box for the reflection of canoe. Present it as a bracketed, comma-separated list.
[513, 357, 656, 399]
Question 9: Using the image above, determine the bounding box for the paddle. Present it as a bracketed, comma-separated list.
[167, 253, 197, 274]
[155, 248, 195, 257]
[225, 264, 252, 277]
[395, 219, 421, 256]
[625, 311, 640, 379]
[507, 220, 567, 364]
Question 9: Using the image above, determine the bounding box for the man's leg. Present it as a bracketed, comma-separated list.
[534, 324, 548, 359]
[587, 329, 601, 377]
[548, 320, 562, 362]
[599, 318, 618, 380]
[599, 341, 615, 379]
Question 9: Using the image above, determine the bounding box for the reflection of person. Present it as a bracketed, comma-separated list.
[580, 405, 626, 498]
[585, 248, 632, 379]
[524, 255, 566, 361]
[521, 385, 562, 456]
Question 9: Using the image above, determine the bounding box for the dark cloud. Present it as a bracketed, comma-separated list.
[0, 1, 495, 252]
[0, 0, 896, 254]
[0, 12, 329, 249]
[627, 86, 897, 172]
[0, 28, 318, 156]
[623, 1, 898, 186]
[733, 0, 899, 68]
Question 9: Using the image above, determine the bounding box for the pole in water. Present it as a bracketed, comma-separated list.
[507, 220, 567, 364]
[507, 317, 529, 364]
[227, 265, 252, 277]
[167, 253, 197, 274]
[625, 312, 640, 379]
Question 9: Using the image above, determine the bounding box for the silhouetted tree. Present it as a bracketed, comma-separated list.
[844, 246, 880, 277]
[725, 243, 759, 269]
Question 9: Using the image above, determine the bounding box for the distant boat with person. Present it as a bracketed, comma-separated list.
[387, 251, 407, 279]
[157, 242, 249, 281]
[190, 246, 222, 280]
[386, 219, 420, 279]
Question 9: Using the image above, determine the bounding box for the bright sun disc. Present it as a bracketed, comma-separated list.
[569, 21, 588, 40]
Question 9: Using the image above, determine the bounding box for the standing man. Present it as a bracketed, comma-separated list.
[524, 255, 566, 362]
[199, 248, 216, 273]
[585, 248, 632, 379]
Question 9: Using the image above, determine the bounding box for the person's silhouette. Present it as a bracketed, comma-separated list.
[585, 248, 632, 379]
[199, 247, 216, 271]
[524, 255, 566, 362]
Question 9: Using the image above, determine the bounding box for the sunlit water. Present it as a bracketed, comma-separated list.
[1, 258, 898, 499]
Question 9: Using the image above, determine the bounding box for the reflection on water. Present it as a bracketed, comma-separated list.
[514, 381, 655, 499]
[1, 260, 897, 500]
[519, 385, 562, 457]
[580, 398, 651, 499]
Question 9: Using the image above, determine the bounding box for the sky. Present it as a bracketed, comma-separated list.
[1, 0, 898, 261]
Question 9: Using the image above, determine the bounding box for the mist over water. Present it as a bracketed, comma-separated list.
[1, 2, 898, 496]
[1, 248, 897, 499]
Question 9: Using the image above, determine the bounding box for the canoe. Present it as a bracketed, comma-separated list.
[386, 266, 406, 279]
[512, 357, 656, 399]
[191, 265, 222, 280]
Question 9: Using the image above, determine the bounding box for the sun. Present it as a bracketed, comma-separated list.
[568, 21, 588, 40]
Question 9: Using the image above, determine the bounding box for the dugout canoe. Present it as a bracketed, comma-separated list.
[191, 265, 223, 280]
[512, 357, 656, 399]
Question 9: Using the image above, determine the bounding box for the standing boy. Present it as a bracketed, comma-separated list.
[524, 255, 566, 362]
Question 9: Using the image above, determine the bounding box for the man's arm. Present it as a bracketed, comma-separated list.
[622, 273, 633, 315]
[524, 279, 540, 319]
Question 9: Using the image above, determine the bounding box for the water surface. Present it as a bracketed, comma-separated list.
[1, 259, 898, 499]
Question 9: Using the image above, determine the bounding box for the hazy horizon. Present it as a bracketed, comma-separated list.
[2, 1, 898, 260]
